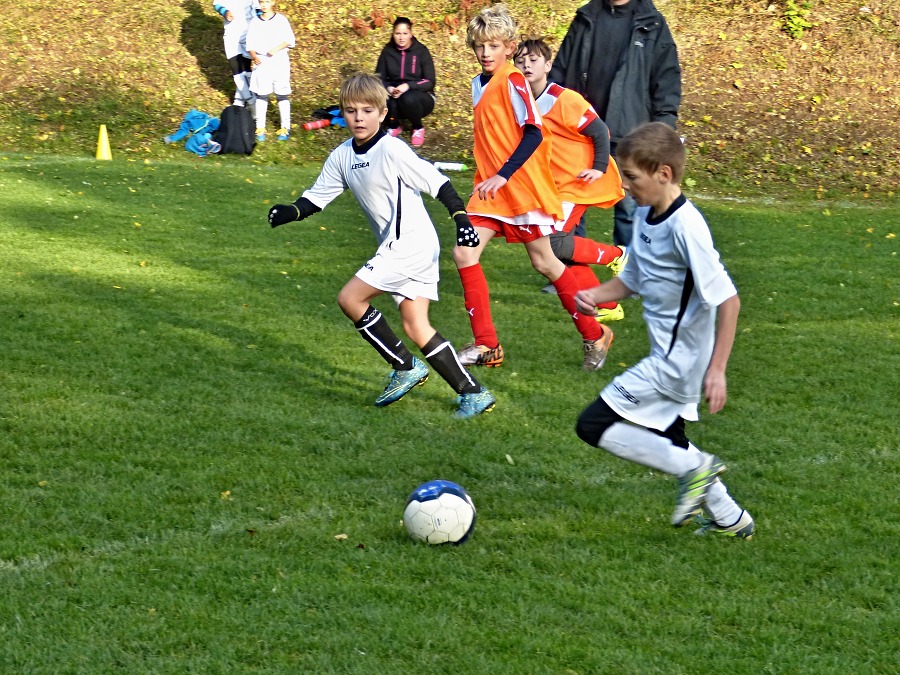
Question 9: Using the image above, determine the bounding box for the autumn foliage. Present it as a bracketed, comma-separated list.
[2, 0, 897, 196]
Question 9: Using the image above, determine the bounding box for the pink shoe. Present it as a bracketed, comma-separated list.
[387, 127, 402, 137]
[411, 128, 425, 147]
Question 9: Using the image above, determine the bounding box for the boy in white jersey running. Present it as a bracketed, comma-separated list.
[574, 122, 755, 538]
[266, 73, 495, 419]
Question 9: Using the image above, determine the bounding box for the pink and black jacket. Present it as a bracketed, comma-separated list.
[375, 37, 436, 96]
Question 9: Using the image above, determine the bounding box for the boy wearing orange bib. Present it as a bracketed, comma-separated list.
[454, 5, 615, 372]
[515, 38, 629, 323]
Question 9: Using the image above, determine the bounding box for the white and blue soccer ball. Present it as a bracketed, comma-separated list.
[403, 480, 476, 545]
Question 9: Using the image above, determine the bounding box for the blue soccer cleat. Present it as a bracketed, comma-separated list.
[453, 387, 496, 419]
[374, 357, 428, 407]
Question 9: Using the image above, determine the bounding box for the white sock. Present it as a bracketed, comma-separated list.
[599, 424, 744, 523]
[277, 99, 291, 130]
[704, 478, 743, 525]
[600, 422, 705, 476]
[232, 74, 251, 105]
[255, 99, 268, 129]
[682, 442, 743, 524]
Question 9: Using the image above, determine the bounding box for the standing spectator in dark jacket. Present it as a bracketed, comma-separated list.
[550, 0, 681, 246]
[375, 17, 436, 147]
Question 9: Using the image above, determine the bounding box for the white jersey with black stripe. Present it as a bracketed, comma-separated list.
[618, 195, 737, 403]
[302, 134, 450, 284]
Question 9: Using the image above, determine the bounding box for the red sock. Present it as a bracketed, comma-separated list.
[569, 264, 600, 290]
[570, 265, 618, 310]
[552, 267, 603, 341]
[597, 298, 619, 310]
[572, 237, 623, 266]
[458, 263, 499, 348]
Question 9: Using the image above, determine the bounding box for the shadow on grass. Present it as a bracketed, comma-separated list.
[6, 267, 370, 410]
[181, 0, 233, 101]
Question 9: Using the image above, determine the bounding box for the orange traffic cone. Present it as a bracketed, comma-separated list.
[96, 124, 112, 160]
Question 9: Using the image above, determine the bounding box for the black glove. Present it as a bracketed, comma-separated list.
[454, 213, 480, 247]
[268, 204, 301, 228]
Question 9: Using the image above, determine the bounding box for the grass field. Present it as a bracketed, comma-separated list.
[1, 153, 897, 673]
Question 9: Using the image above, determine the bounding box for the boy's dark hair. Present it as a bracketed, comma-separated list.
[515, 38, 553, 63]
[340, 73, 388, 111]
[616, 122, 686, 183]
[393, 16, 412, 29]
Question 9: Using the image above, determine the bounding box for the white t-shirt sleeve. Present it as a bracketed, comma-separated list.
[675, 219, 737, 308]
[244, 19, 263, 52]
[302, 146, 348, 209]
[276, 14, 295, 48]
[615, 258, 639, 295]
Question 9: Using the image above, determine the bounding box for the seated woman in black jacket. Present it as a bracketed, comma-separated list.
[374, 17, 436, 147]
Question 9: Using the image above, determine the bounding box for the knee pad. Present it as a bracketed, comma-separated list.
[549, 232, 575, 263]
[651, 417, 689, 449]
[575, 397, 622, 447]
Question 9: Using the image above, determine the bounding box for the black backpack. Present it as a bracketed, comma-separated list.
[213, 105, 255, 155]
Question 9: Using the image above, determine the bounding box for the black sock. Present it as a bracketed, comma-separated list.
[354, 306, 414, 369]
[422, 332, 481, 394]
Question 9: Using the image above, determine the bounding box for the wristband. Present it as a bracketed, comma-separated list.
[452, 211, 467, 219]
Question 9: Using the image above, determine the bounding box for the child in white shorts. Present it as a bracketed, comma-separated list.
[245, 0, 294, 141]
[574, 122, 755, 539]
[265, 74, 495, 419]
[213, 0, 259, 106]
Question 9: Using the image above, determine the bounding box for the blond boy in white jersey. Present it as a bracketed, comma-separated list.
[266, 74, 495, 419]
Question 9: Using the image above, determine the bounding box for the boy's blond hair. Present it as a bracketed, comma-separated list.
[339, 73, 388, 111]
[616, 122, 686, 183]
[466, 4, 517, 49]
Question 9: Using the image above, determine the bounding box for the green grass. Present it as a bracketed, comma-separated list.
[1, 153, 898, 673]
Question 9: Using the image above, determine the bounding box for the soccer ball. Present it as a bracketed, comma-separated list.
[403, 480, 476, 545]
